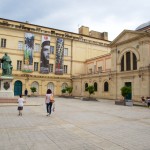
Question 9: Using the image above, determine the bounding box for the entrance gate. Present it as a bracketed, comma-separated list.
[14, 80, 22, 96]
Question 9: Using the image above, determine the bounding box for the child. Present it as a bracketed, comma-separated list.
[18, 95, 25, 116]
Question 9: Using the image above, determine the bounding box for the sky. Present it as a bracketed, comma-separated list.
[0, 0, 149, 41]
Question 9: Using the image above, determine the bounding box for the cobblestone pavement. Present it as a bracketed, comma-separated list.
[0, 97, 150, 150]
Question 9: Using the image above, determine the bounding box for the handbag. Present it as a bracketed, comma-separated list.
[50, 95, 55, 103]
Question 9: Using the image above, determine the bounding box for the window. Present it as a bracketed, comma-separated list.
[64, 65, 68, 74]
[121, 51, 137, 71]
[49, 64, 53, 73]
[1, 38, 6, 48]
[85, 83, 88, 91]
[94, 82, 97, 91]
[64, 48, 68, 56]
[34, 62, 38, 71]
[133, 53, 137, 70]
[17, 60, 22, 70]
[0, 59, 2, 69]
[18, 41, 23, 50]
[126, 52, 131, 71]
[89, 68, 92, 74]
[35, 44, 40, 52]
[104, 82, 109, 92]
[121, 56, 124, 71]
[62, 83, 68, 90]
[50, 46, 54, 54]
[47, 82, 54, 94]
[98, 66, 102, 73]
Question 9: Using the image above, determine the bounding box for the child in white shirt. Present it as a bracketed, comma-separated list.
[18, 95, 25, 116]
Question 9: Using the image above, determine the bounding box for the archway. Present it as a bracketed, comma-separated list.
[31, 81, 39, 94]
[14, 80, 22, 96]
[47, 82, 54, 94]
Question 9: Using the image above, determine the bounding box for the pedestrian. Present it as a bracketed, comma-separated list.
[50, 91, 55, 112]
[24, 88, 28, 99]
[45, 89, 53, 116]
[17, 95, 25, 116]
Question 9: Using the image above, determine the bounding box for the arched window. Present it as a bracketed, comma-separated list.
[121, 51, 137, 71]
[47, 82, 54, 94]
[94, 82, 97, 91]
[31, 81, 39, 94]
[62, 83, 68, 89]
[121, 55, 124, 71]
[104, 82, 109, 92]
[85, 83, 88, 91]
[133, 53, 137, 70]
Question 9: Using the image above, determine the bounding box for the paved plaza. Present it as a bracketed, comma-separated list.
[0, 97, 150, 150]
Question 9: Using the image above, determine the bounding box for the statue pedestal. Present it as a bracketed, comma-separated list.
[0, 76, 14, 98]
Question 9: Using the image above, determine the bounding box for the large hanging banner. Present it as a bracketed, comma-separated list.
[23, 33, 34, 72]
[40, 35, 50, 74]
[55, 38, 64, 75]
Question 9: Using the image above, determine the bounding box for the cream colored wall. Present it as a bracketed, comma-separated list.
[0, 19, 111, 96]
[71, 40, 110, 75]
[111, 33, 150, 101]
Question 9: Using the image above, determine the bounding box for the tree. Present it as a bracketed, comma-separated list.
[30, 87, 37, 94]
[61, 88, 66, 94]
[66, 86, 73, 96]
[121, 86, 131, 100]
[86, 85, 95, 98]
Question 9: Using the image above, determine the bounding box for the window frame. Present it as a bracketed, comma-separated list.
[49, 64, 54, 73]
[50, 46, 54, 54]
[85, 83, 88, 91]
[64, 48, 68, 56]
[1, 38, 6, 48]
[17, 60, 22, 71]
[18, 41, 23, 50]
[34, 43, 40, 52]
[104, 81, 109, 92]
[94, 82, 97, 91]
[34, 62, 39, 71]
[64, 65, 68, 74]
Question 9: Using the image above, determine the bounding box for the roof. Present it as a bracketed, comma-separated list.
[135, 21, 150, 30]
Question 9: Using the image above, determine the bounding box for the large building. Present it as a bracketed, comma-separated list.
[1, 18, 150, 101]
[0, 18, 110, 96]
[73, 21, 150, 101]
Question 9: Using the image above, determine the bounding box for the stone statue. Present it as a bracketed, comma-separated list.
[1, 53, 13, 76]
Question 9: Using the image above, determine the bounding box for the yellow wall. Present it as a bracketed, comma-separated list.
[0, 18, 110, 96]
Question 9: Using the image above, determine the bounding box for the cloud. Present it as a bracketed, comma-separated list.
[0, 0, 150, 40]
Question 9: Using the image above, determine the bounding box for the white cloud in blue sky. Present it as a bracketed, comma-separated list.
[0, 0, 149, 40]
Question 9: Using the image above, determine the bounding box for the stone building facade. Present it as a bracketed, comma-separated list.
[0, 18, 110, 96]
[0, 17, 150, 101]
[72, 22, 150, 101]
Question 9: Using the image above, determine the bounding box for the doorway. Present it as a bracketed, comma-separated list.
[14, 80, 22, 96]
[125, 82, 132, 100]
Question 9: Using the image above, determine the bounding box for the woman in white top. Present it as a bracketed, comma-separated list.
[18, 95, 25, 116]
[45, 89, 53, 116]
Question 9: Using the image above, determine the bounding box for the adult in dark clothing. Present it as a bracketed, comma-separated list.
[24, 89, 28, 99]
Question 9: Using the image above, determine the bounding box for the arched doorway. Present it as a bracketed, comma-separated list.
[14, 80, 22, 96]
[31, 81, 39, 94]
[47, 82, 54, 94]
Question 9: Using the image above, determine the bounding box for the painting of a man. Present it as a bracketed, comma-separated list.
[40, 40, 50, 73]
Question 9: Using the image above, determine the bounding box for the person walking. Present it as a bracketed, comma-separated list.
[45, 89, 53, 116]
[18, 95, 25, 116]
[24, 88, 28, 99]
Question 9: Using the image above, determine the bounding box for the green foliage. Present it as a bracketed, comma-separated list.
[30, 87, 37, 94]
[61, 88, 66, 93]
[86, 85, 95, 97]
[121, 86, 131, 99]
[65, 86, 73, 95]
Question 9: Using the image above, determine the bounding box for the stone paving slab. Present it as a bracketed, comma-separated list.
[0, 97, 150, 150]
